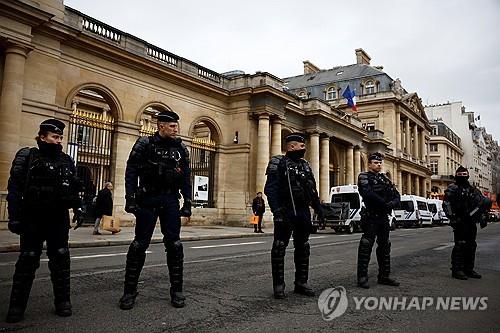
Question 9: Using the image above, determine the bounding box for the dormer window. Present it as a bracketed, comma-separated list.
[326, 87, 337, 100]
[365, 80, 375, 94]
[298, 90, 307, 99]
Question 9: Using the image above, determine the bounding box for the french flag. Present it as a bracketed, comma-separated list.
[342, 85, 357, 112]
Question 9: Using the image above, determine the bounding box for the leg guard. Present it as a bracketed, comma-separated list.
[376, 241, 391, 279]
[165, 240, 185, 308]
[464, 241, 477, 273]
[451, 240, 466, 274]
[124, 240, 147, 295]
[271, 240, 287, 298]
[48, 247, 72, 316]
[6, 251, 40, 323]
[293, 241, 310, 285]
[357, 236, 373, 279]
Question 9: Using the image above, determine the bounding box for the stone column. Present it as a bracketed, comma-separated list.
[397, 170, 403, 193]
[309, 132, 320, 192]
[396, 112, 401, 156]
[354, 146, 361, 182]
[406, 172, 412, 194]
[256, 114, 270, 193]
[415, 175, 420, 197]
[420, 129, 426, 161]
[270, 118, 282, 157]
[0, 44, 29, 190]
[413, 125, 419, 160]
[346, 145, 354, 185]
[320, 136, 330, 202]
[405, 118, 411, 155]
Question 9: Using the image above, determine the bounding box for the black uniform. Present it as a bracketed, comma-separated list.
[443, 177, 489, 279]
[6, 137, 81, 322]
[356, 170, 400, 288]
[121, 131, 191, 309]
[264, 151, 322, 298]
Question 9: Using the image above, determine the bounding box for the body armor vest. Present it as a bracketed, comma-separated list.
[24, 149, 77, 208]
[365, 172, 396, 212]
[141, 138, 184, 192]
[280, 157, 315, 207]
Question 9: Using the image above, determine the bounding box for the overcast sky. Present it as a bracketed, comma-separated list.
[65, 0, 500, 140]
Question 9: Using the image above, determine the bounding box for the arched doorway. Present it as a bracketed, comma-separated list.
[67, 88, 117, 219]
[190, 119, 221, 208]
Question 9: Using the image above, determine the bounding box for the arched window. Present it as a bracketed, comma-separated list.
[298, 90, 307, 99]
[326, 87, 337, 100]
[365, 80, 375, 94]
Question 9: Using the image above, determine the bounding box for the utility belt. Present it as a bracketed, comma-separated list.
[361, 207, 388, 220]
[137, 185, 179, 198]
[24, 185, 75, 208]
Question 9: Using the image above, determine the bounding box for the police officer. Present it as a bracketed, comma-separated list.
[356, 152, 400, 289]
[264, 133, 323, 299]
[120, 110, 191, 310]
[5, 119, 83, 323]
[443, 166, 491, 280]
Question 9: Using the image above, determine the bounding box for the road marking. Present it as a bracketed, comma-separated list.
[190, 241, 265, 249]
[0, 251, 152, 267]
[433, 243, 454, 251]
[309, 236, 327, 239]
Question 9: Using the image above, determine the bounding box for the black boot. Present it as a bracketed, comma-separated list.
[377, 242, 399, 287]
[48, 248, 72, 317]
[357, 237, 373, 289]
[120, 241, 146, 310]
[293, 241, 314, 296]
[166, 240, 185, 308]
[451, 241, 468, 280]
[464, 241, 481, 279]
[271, 240, 286, 299]
[6, 251, 40, 323]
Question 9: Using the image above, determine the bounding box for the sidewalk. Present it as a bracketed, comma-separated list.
[0, 226, 273, 253]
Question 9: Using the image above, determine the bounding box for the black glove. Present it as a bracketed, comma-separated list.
[180, 199, 192, 217]
[72, 208, 84, 230]
[8, 220, 23, 235]
[480, 219, 488, 229]
[273, 207, 286, 223]
[125, 195, 139, 214]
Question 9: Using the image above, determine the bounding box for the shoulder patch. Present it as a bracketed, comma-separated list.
[266, 155, 283, 175]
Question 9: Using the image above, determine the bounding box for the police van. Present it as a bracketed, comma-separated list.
[427, 199, 449, 225]
[311, 184, 396, 233]
[394, 195, 433, 227]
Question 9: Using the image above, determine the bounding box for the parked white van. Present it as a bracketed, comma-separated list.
[427, 199, 449, 225]
[394, 195, 433, 227]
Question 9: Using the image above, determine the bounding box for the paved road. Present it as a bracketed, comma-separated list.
[1, 224, 499, 332]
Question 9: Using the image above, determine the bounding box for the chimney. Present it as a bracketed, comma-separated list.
[355, 48, 371, 65]
[303, 60, 320, 74]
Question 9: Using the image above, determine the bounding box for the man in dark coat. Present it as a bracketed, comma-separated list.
[252, 192, 266, 233]
[93, 182, 114, 235]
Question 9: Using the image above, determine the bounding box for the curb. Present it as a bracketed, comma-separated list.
[0, 231, 273, 253]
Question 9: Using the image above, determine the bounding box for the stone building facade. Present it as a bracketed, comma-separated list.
[0, 0, 431, 227]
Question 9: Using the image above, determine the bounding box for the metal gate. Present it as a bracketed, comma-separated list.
[67, 109, 114, 218]
[190, 138, 216, 208]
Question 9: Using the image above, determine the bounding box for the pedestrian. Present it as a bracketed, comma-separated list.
[120, 110, 191, 310]
[252, 192, 265, 233]
[264, 132, 324, 299]
[356, 152, 400, 289]
[5, 119, 83, 323]
[443, 166, 491, 280]
[93, 182, 114, 235]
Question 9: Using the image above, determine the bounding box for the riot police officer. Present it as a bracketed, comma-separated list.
[443, 166, 490, 280]
[264, 133, 323, 299]
[356, 152, 400, 289]
[5, 119, 83, 323]
[120, 110, 191, 310]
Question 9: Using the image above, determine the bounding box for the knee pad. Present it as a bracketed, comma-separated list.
[165, 240, 183, 253]
[48, 247, 70, 259]
[294, 241, 310, 256]
[129, 240, 148, 254]
[360, 237, 373, 248]
[272, 240, 287, 257]
[17, 250, 41, 270]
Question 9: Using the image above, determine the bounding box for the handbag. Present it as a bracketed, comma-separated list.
[250, 214, 259, 225]
[101, 215, 121, 233]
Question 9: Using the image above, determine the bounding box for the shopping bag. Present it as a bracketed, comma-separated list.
[250, 215, 259, 225]
[101, 215, 121, 233]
